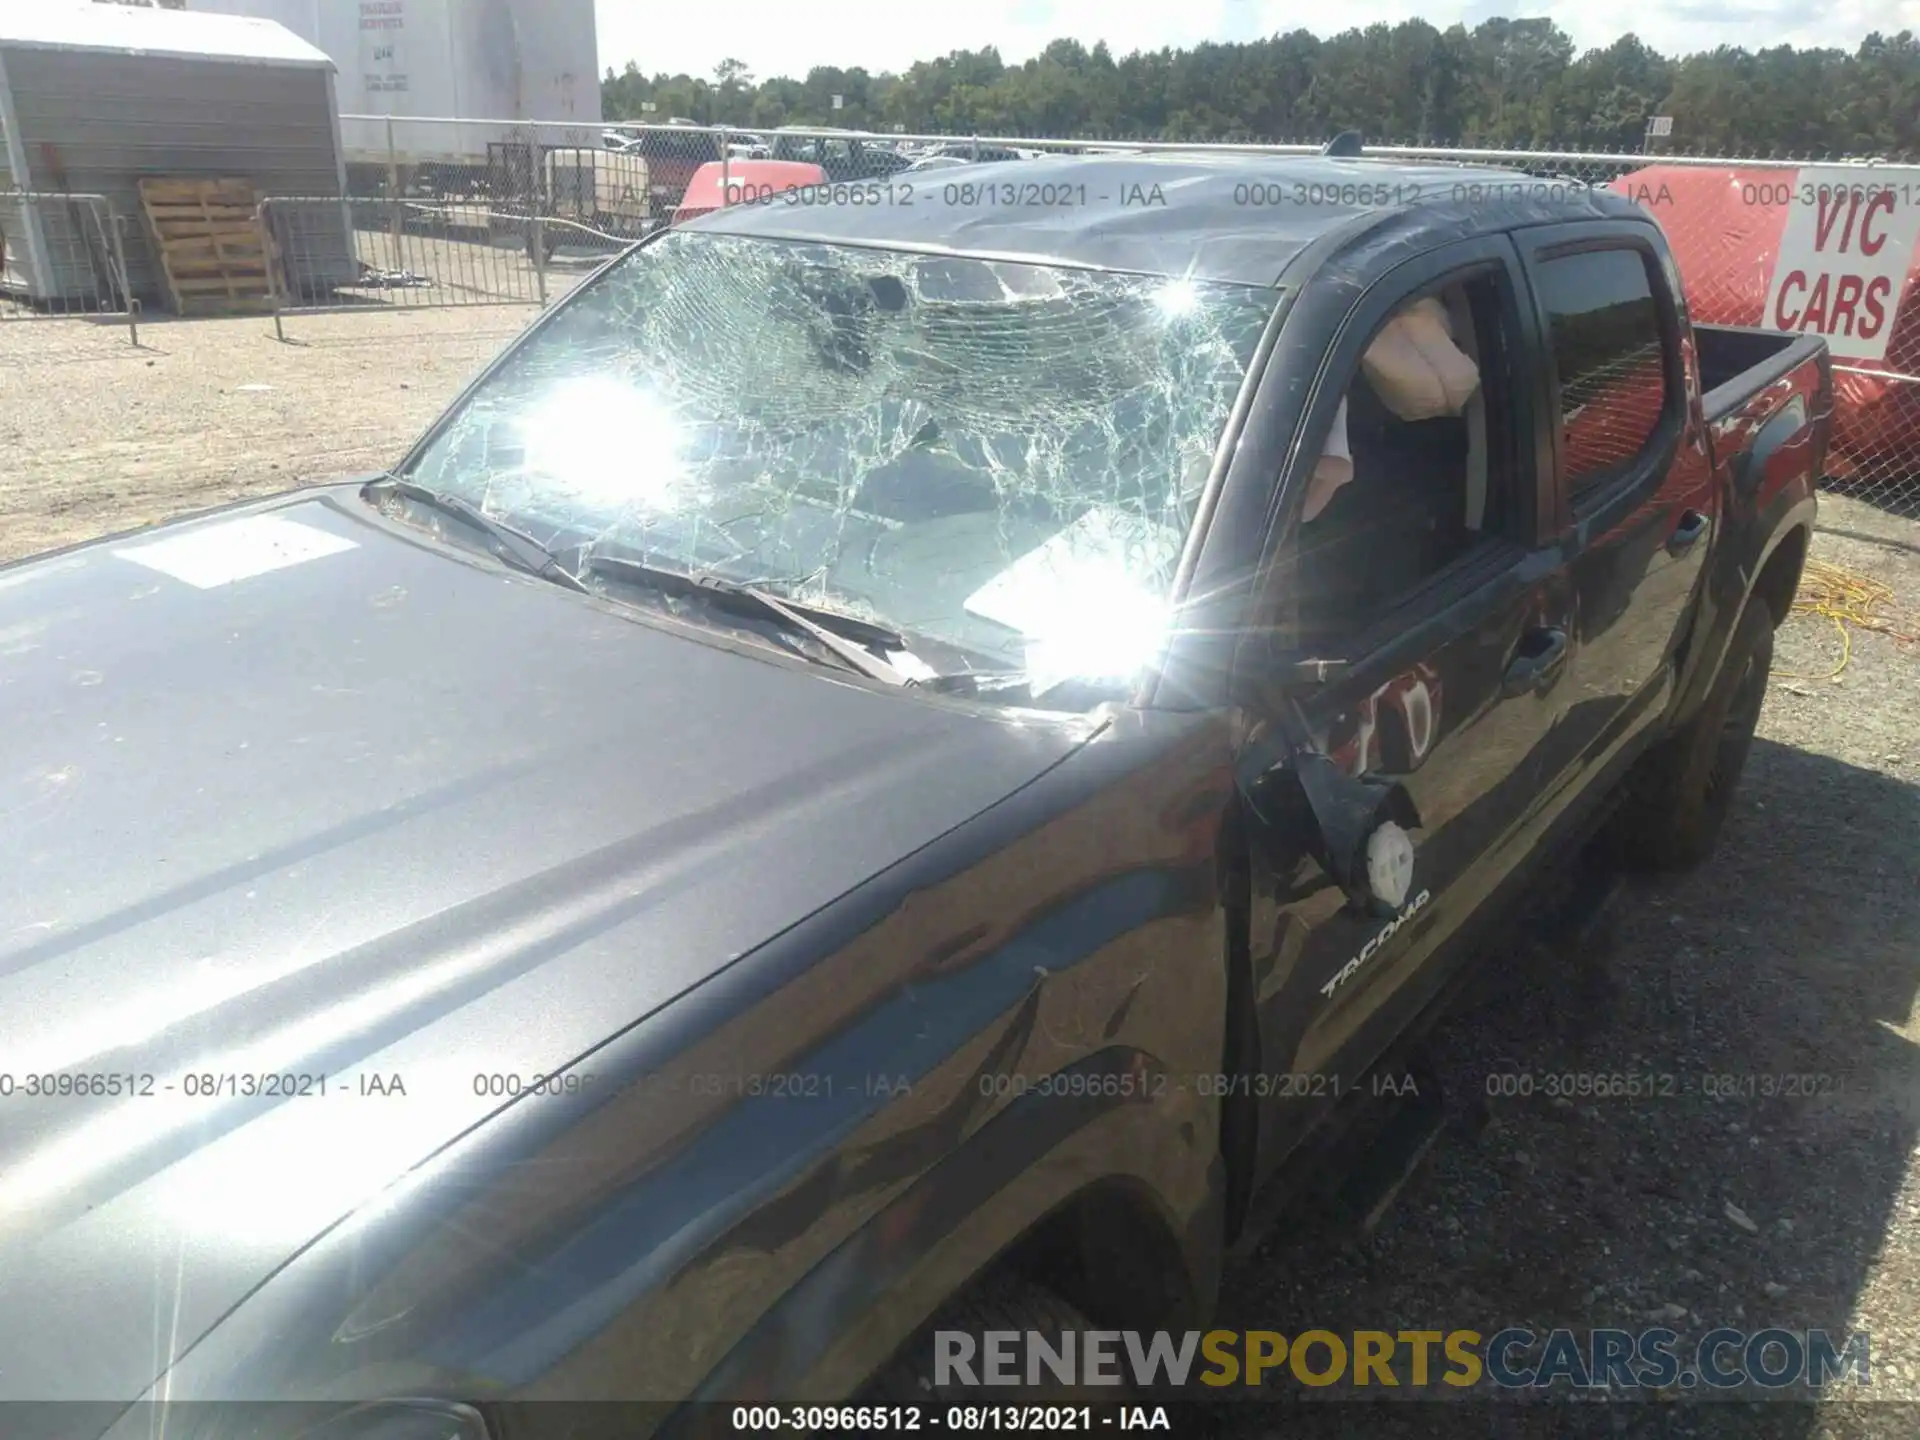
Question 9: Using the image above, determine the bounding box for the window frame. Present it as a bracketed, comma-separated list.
[1253, 239, 1545, 660]
[1514, 222, 1686, 530]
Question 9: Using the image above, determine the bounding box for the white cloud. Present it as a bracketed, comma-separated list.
[596, 0, 1920, 81]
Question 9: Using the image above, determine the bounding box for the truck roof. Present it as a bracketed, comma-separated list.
[688, 151, 1648, 287]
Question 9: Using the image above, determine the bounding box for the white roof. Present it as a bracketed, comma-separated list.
[0, 3, 332, 69]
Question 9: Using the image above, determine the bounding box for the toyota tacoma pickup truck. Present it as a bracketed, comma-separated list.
[0, 149, 1828, 1438]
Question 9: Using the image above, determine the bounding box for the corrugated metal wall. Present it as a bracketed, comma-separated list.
[1, 48, 354, 303]
[0, 58, 25, 297]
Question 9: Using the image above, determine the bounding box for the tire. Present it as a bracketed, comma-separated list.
[1609, 600, 1774, 872]
[865, 1274, 1135, 1406]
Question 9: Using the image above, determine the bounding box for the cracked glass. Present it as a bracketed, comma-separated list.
[403, 230, 1278, 706]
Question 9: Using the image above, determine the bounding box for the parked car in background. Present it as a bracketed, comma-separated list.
[769, 127, 914, 181]
[621, 124, 728, 216]
[670, 159, 828, 225]
[911, 141, 1048, 165]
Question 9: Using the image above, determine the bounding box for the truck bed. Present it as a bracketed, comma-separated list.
[1695, 324, 1829, 425]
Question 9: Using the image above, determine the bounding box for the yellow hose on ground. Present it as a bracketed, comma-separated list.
[1778, 558, 1917, 680]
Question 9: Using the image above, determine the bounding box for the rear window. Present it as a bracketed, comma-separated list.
[1533, 247, 1671, 493]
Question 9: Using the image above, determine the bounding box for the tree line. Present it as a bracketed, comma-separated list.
[602, 22, 1920, 159]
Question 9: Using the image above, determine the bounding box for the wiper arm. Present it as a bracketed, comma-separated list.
[363, 474, 589, 594]
[577, 550, 911, 687]
[919, 668, 1033, 697]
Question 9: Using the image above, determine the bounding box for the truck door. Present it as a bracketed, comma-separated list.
[1511, 224, 1718, 778]
[1230, 239, 1588, 1188]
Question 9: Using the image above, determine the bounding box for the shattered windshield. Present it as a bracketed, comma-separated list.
[401, 230, 1277, 705]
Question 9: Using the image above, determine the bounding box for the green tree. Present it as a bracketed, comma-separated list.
[602, 22, 1920, 159]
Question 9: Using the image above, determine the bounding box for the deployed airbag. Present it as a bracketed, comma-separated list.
[1361, 296, 1480, 421]
[1305, 294, 1480, 520]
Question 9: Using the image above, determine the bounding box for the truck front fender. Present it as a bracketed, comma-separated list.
[678, 1046, 1225, 1411]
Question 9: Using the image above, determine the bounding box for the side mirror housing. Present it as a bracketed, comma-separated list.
[1243, 749, 1423, 917]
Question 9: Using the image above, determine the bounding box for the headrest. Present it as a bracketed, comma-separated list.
[1360, 296, 1480, 422]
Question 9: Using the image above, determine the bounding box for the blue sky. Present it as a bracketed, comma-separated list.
[593, 0, 1918, 80]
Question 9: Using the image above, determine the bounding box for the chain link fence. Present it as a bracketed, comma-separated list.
[288, 120, 1920, 516]
[0, 191, 139, 343]
[14, 116, 1919, 517]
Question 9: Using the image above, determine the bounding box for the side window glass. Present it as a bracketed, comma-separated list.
[1289, 273, 1516, 639]
[1532, 248, 1670, 495]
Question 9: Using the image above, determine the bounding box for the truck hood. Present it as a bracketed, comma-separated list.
[0, 489, 1089, 1405]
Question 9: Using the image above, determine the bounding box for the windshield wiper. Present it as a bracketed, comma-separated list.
[577, 549, 911, 687]
[362, 474, 589, 594]
[918, 668, 1033, 697]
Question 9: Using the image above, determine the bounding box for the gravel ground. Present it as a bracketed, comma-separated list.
[0, 303, 550, 564]
[2, 311, 1917, 1435]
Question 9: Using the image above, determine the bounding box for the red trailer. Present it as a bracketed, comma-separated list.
[1612, 163, 1920, 484]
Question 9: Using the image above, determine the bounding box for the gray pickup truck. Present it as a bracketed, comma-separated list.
[0, 148, 1827, 1438]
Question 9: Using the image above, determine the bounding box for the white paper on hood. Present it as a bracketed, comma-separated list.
[962, 507, 1184, 696]
[113, 514, 358, 590]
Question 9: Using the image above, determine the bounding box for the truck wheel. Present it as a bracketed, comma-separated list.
[866, 1274, 1134, 1404]
[1610, 600, 1774, 872]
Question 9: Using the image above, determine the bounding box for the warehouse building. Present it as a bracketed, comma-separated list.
[0, 3, 355, 307]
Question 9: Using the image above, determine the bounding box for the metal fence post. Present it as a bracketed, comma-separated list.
[258, 197, 287, 343]
[531, 213, 547, 306]
[386, 115, 403, 272]
[721, 126, 731, 197]
[101, 202, 137, 347]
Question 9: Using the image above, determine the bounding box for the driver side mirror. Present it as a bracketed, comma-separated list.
[1243, 748, 1423, 917]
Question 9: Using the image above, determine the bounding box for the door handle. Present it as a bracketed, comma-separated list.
[1667, 509, 1711, 556]
[1502, 627, 1569, 698]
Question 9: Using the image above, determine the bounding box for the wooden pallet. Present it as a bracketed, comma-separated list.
[137, 177, 282, 315]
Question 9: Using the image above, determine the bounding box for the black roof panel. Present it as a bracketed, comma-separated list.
[684, 152, 1647, 286]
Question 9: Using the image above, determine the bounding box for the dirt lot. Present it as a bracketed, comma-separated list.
[3, 309, 1918, 1433]
[0, 306, 551, 562]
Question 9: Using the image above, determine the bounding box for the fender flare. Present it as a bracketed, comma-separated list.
[1667, 492, 1814, 736]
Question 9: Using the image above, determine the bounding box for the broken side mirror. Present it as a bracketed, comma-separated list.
[1241, 747, 1423, 918]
